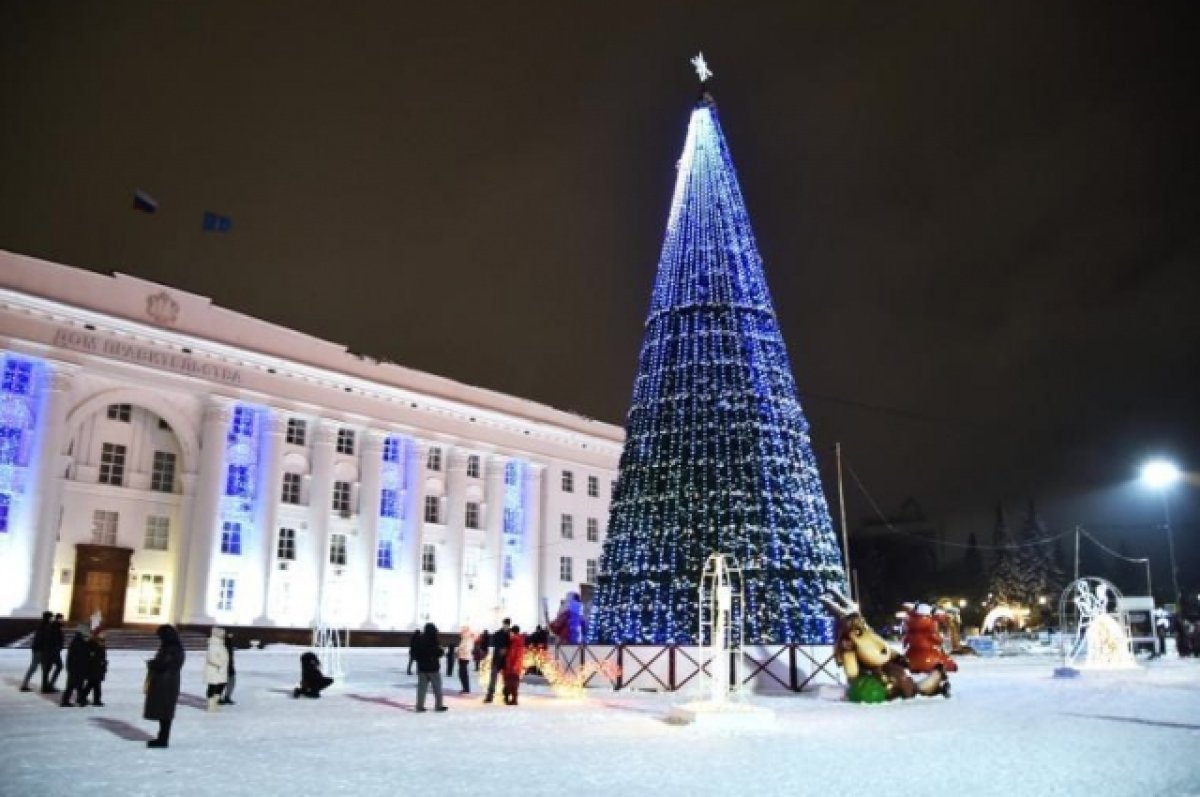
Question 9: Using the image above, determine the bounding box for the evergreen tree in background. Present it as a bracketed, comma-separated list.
[987, 503, 1023, 604]
[1013, 499, 1065, 607]
[588, 71, 846, 645]
[963, 532, 984, 589]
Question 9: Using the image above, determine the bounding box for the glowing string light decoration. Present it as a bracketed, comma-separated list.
[0, 355, 44, 538]
[477, 647, 621, 699]
[589, 58, 847, 645]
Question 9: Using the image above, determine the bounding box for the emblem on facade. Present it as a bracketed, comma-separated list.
[145, 291, 180, 326]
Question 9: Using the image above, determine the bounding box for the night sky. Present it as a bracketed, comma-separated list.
[2, 2, 1198, 587]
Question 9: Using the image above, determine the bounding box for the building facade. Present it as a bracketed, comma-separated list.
[0, 250, 622, 633]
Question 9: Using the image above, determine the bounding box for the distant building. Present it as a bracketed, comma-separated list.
[0, 249, 621, 632]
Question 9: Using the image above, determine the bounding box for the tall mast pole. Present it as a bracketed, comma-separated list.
[836, 442, 852, 600]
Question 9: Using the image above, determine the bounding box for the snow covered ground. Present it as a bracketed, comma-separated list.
[2, 646, 1198, 797]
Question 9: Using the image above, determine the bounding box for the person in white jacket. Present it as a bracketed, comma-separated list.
[204, 627, 230, 711]
[455, 626, 475, 694]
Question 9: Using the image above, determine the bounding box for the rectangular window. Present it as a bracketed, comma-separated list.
[559, 556, 573, 582]
[376, 539, 394, 570]
[587, 517, 599, 542]
[505, 461, 517, 485]
[503, 507, 518, 534]
[286, 418, 307, 446]
[588, 475, 599, 498]
[220, 520, 242, 555]
[137, 574, 165, 615]
[277, 527, 296, 561]
[560, 513, 574, 540]
[586, 558, 598, 583]
[382, 437, 400, 463]
[427, 447, 442, 471]
[424, 495, 441, 524]
[466, 454, 480, 479]
[379, 488, 400, 518]
[150, 450, 176, 492]
[332, 481, 352, 513]
[336, 428, 355, 456]
[98, 443, 126, 486]
[421, 543, 437, 574]
[106, 403, 131, 422]
[144, 516, 170, 551]
[561, 470, 574, 493]
[281, 472, 302, 504]
[217, 576, 236, 612]
[329, 533, 347, 566]
[465, 501, 481, 530]
[225, 464, 249, 496]
[91, 510, 118, 545]
[0, 494, 10, 533]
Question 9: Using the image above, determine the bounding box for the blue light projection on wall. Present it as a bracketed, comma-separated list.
[219, 404, 266, 562]
[588, 92, 847, 646]
[377, 435, 409, 570]
[501, 460, 525, 589]
[0, 354, 45, 536]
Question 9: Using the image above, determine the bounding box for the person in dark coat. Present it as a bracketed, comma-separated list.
[81, 630, 108, 707]
[41, 614, 65, 692]
[60, 624, 91, 707]
[412, 622, 447, 712]
[473, 629, 490, 671]
[445, 634, 457, 677]
[407, 627, 420, 675]
[294, 652, 333, 698]
[144, 625, 185, 748]
[20, 611, 51, 692]
[483, 618, 511, 703]
[220, 631, 237, 705]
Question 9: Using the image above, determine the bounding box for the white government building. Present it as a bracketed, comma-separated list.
[0, 249, 622, 634]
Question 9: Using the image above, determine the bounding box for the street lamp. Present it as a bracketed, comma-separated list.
[1140, 458, 1182, 610]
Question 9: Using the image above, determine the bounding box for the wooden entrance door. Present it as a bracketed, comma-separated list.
[70, 544, 133, 626]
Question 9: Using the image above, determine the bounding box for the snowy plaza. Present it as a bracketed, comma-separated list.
[2, 647, 1199, 797]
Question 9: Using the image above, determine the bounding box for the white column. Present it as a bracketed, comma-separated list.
[307, 421, 337, 625]
[480, 455, 506, 628]
[359, 429, 385, 628]
[252, 413, 287, 625]
[179, 398, 232, 625]
[398, 440, 429, 630]
[17, 365, 77, 615]
[515, 463, 545, 628]
[441, 446, 467, 628]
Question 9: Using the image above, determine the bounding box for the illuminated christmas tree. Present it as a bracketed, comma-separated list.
[589, 56, 847, 645]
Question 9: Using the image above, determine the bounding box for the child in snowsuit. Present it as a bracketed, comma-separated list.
[502, 626, 525, 706]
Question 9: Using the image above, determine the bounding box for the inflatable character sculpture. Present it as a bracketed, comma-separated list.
[901, 603, 958, 674]
[821, 589, 951, 704]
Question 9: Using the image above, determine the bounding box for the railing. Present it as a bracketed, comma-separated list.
[551, 643, 841, 693]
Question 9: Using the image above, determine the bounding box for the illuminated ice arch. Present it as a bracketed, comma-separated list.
[980, 604, 1030, 634]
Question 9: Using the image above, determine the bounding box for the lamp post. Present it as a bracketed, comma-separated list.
[1140, 459, 1182, 611]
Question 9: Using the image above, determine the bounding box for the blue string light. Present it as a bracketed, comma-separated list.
[0, 354, 44, 537]
[588, 94, 846, 645]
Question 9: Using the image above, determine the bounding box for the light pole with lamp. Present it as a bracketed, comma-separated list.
[1140, 458, 1182, 611]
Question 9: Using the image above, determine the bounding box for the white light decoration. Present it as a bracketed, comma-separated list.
[1058, 577, 1137, 672]
[690, 52, 713, 83]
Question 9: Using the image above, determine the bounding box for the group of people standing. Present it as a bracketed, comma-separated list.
[406, 618, 542, 711]
[19, 612, 108, 707]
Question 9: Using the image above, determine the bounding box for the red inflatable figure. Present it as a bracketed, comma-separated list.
[902, 603, 958, 674]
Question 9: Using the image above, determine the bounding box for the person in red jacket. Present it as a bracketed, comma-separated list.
[502, 626, 525, 706]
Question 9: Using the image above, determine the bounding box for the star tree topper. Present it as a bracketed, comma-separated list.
[690, 52, 713, 83]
